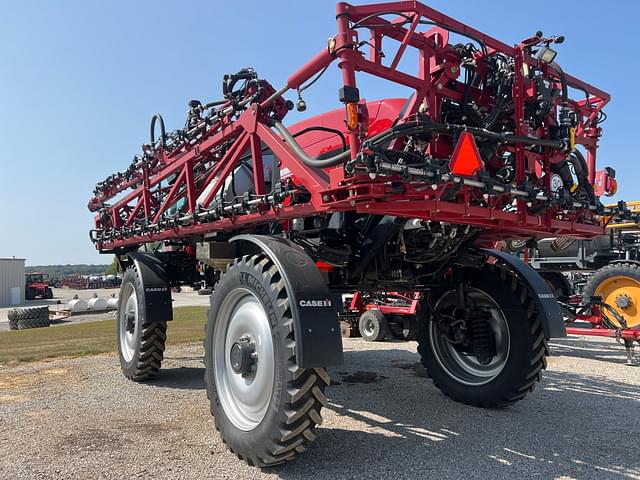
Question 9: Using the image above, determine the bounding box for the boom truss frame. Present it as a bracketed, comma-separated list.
[90, 1, 611, 253]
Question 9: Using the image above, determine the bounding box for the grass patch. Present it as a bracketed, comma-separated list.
[0, 306, 208, 364]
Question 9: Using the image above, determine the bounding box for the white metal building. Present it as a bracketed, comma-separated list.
[0, 258, 25, 307]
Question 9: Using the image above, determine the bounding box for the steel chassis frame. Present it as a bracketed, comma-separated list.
[90, 1, 610, 253]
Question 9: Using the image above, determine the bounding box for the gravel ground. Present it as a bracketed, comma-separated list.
[0, 335, 639, 480]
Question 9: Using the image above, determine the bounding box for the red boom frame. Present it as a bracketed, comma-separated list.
[89, 1, 611, 253]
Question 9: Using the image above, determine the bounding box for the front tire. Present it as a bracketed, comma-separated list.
[116, 267, 167, 381]
[204, 255, 329, 467]
[417, 264, 548, 407]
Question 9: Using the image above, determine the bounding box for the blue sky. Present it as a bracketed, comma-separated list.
[1, 0, 637, 265]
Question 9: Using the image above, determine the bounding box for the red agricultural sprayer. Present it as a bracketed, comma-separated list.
[88, 1, 626, 466]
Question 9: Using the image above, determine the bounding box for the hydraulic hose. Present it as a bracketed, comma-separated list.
[569, 149, 589, 181]
[293, 126, 347, 153]
[150, 113, 166, 150]
[550, 61, 568, 107]
[550, 61, 573, 146]
[551, 148, 594, 201]
[272, 120, 351, 168]
[363, 120, 566, 150]
[274, 116, 566, 169]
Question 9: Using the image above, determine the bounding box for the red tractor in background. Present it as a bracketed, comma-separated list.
[87, 1, 630, 467]
[25, 272, 53, 300]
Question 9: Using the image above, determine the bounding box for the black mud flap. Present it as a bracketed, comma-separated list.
[481, 249, 566, 339]
[231, 235, 344, 368]
[125, 253, 173, 326]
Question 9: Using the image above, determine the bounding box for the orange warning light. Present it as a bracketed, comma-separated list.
[345, 102, 358, 130]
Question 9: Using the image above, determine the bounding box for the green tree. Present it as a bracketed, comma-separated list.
[104, 257, 120, 275]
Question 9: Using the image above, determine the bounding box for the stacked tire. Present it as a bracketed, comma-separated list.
[7, 306, 51, 330]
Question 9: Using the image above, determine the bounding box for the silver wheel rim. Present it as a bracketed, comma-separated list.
[118, 282, 138, 362]
[362, 316, 377, 337]
[214, 288, 275, 431]
[429, 288, 510, 386]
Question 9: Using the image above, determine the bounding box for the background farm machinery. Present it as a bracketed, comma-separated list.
[59, 274, 122, 290]
[87, 0, 621, 466]
[24, 272, 53, 300]
[340, 291, 420, 341]
[522, 202, 640, 365]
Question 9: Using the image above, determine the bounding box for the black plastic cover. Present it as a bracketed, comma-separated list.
[231, 235, 344, 368]
[127, 253, 173, 325]
[481, 249, 566, 338]
[338, 85, 360, 103]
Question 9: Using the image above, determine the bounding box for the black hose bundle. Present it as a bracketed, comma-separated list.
[150, 114, 166, 149]
[550, 61, 569, 107]
[273, 116, 566, 169]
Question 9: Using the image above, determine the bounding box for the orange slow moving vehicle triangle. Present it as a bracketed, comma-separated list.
[449, 131, 484, 176]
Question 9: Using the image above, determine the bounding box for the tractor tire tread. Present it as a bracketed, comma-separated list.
[205, 254, 327, 467]
[118, 266, 167, 382]
[16, 316, 51, 329]
[7, 306, 49, 322]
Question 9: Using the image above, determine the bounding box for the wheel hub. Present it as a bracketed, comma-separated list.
[615, 293, 632, 309]
[213, 289, 275, 431]
[118, 283, 139, 363]
[430, 288, 510, 386]
[126, 311, 136, 334]
[230, 337, 257, 377]
[593, 274, 640, 328]
[363, 318, 375, 335]
[466, 308, 497, 365]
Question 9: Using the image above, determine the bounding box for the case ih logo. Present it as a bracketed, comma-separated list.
[299, 299, 332, 308]
[145, 287, 168, 293]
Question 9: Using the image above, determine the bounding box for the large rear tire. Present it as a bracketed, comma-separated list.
[417, 264, 548, 407]
[17, 316, 51, 329]
[8, 317, 19, 330]
[7, 306, 49, 322]
[117, 267, 167, 381]
[582, 263, 640, 329]
[204, 255, 329, 467]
